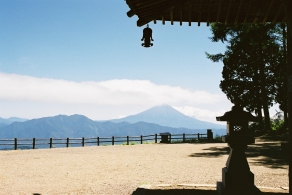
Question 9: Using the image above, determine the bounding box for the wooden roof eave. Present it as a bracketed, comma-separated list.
[126, 0, 286, 27]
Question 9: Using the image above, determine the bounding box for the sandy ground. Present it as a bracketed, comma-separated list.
[0, 142, 288, 195]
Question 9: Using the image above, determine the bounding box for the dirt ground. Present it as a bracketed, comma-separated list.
[0, 141, 289, 195]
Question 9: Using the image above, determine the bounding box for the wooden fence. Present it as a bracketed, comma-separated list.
[0, 131, 213, 150]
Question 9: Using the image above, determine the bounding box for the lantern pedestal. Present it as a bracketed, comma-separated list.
[217, 137, 261, 195]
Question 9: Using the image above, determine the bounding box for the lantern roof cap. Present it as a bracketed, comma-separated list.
[216, 104, 258, 122]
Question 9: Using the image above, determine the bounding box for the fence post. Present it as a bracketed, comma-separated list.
[66, 138, 69, 147]
[82, 137, 85, 147]
[14, 138, 17, 150]
[197, 133, 200, 141]
[50, 138, 53, 148]
[155, 134, 157, 143]
[97, 137, 99, 146]
[183, 133, 185, 143]
[141, 135, 143, 144]
[32, 138, 36, 149]
[112, 136, 114, 145]
[169, 134, 172, 143]
[127, 136, 129, 145]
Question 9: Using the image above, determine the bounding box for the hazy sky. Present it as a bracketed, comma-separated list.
[0, 0, 278, 124]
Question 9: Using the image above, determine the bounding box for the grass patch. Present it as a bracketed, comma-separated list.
[143, 141, 154, 144]
[121, 141, 139, 145]
[171, 137, 223, 144]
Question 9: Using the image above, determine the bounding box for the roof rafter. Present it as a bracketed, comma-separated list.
[216, 0, 222, 24]
[188, 1, 192, 26]
[235, 0, 244, 25]
[262, 0, 274, 24]
[207, 0, 212, 26]
[244, 0, 252, 24]
[272, 1, 283, 24]
[225, 0, 232, 25]
[198, 0, 203, 26]
[126, 0, 286, 27]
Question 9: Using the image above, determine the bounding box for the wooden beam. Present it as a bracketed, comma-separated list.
[153, 19, 157, 24]
[272, 1, 283, 24]
[125, 0, 136, 16]
[244, 0, 252, 24]
[253, 0, 264, 24]
[162, 15, 165, 25]
[180, 6, 183, 26]
[170, 8, 174, 25]
[262, 0, 274, 24]
[188, 2, 192, 26]
[235, 0, 244, 25]
[207, 0, 212, 26]
[133, 0, 168, 11]
[136, 5, 175, 26]
[127, 9, 135, 18]
[216, 0, 222, 24]
[225, 0, 232, 25]
[198, 0, 203, 26]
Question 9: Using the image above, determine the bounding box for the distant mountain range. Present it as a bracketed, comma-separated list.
[0, 105, 225, 139]
[110, 105, 224, 129]
[0, 117, 27, 128]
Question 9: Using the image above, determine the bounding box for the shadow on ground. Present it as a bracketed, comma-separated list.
[188, 142, 288, 169]
[131, 188, 288, 195]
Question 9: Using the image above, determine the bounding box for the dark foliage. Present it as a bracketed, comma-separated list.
[206, 23, 286, 132]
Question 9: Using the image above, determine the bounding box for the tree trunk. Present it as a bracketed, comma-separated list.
[283, 23, 289, 127]
[258, 35, 271, 132]
[253, 73, 264, 131]
[257, 104, 264, 131]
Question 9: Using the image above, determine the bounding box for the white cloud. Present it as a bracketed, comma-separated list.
[173, 106, 227, 123]
[0, 72, 225, 106]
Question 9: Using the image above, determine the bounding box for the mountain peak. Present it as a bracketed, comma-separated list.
[111, 105, 224, 129]
[140, 104, 182, 115]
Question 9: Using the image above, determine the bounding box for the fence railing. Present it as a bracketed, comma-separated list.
[0, 130, 213, 150]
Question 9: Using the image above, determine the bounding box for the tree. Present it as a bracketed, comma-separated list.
[206, 23, 284, 132]
[274, 24, 288, 126]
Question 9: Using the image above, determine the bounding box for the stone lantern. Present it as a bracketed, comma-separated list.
[216, 103, 260, 195]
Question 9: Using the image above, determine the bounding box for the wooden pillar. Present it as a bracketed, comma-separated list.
[82, 137, 85, 147]
[140, 135, 143, 144]
[127, 136, 129, 145]
[283, 0, 292, 192]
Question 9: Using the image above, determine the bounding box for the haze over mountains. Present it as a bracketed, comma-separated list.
[0, 117, 27, 128]
[0, 105, 225, 139]
[110, 105, 224, 129]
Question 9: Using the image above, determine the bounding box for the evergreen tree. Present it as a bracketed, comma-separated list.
[206, 23, 284, 132]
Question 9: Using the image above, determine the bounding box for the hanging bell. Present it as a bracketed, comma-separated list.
[141, 24, 154, 48]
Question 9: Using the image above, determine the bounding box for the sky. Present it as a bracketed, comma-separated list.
[0, 0, 279, 124]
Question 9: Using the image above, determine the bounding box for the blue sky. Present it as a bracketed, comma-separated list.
[0, 0, 278, 123]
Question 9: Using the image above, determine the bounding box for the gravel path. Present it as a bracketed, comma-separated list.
[0, 142, 288, 195]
